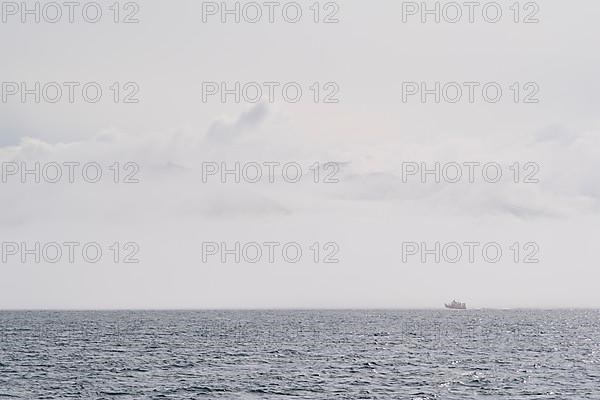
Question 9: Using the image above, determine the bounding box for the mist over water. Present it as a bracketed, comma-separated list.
[1, 310, 598, 399]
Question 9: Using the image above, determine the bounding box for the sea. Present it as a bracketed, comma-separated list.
[0, 310, 598, 399]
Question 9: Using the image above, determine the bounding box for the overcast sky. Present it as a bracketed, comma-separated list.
[1, 0, 599, 309]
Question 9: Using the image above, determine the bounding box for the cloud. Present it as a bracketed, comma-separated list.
[205, 101, 269, 145]
[1, 104, 599, 231]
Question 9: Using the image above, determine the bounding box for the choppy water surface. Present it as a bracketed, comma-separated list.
[0, 310, 599, 399]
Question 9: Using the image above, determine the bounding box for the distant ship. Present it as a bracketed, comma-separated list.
[445, 299, 466, 310]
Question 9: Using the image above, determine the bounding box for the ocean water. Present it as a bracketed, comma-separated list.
[0, 310, 599, 399]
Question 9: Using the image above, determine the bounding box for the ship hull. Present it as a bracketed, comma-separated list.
[444, 304, 467, 310]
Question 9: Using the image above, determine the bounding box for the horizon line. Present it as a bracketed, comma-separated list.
[1, 307, 599, 312]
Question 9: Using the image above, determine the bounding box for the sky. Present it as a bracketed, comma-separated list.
[1, 0, 599, 309]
